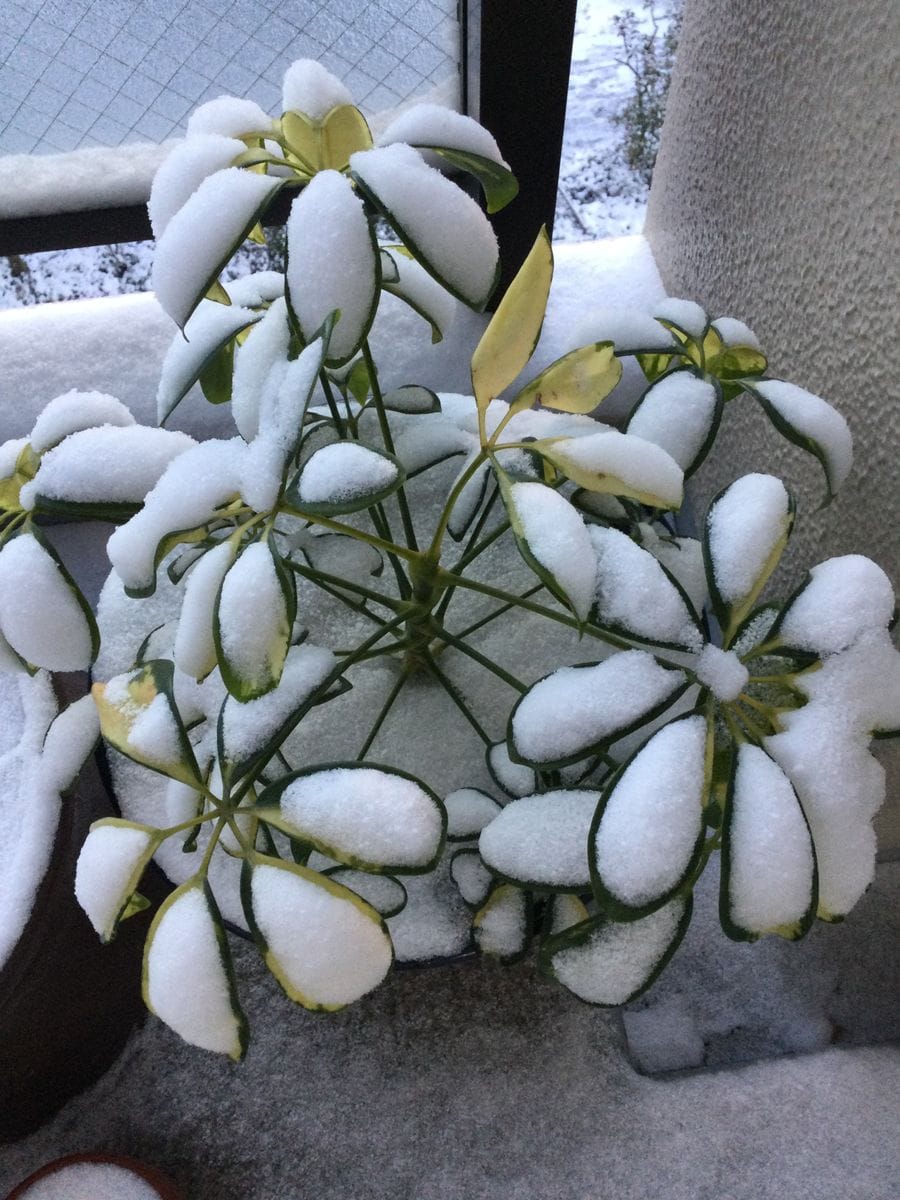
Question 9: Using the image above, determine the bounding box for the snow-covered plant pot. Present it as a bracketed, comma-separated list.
[1, 59, 897, 1063]
[0, 672, 157, 1141]
[6, 1153, 182, 1200]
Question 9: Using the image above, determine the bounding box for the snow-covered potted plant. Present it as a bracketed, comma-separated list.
[1, 59, 897, 1062]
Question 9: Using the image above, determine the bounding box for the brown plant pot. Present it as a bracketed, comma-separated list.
[5, 1153, 183, 1199]
[0, 675, 165, 1143]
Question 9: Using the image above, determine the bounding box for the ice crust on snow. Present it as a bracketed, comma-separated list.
[282, 58, 353, 118]
[298, 443, 398, 504]
[512, 652, 685, 764]
[551, 898, 685, 1005]
[186, 95, 271, 139]
[693, 645, 748, 702]
[754, 379, 853, 493]
[0, 534, 93, 670]
[653, 298, 707, 338]
[550, 429, 684, 509]
[250, 862, 392, 1006]
[146, 885, 242, 1056]
[152, 168, 282, 328]
[627, 370, 718, 471]
[28, 389, 135, 454]
[445, 788, 501, 839]
[479, 790, 598, 888]
[286, 171, 377, 362]
[242, 340, 323, 512]
[149, 134, 246, 237]
[728, 745, 814, 932]
[221, 643, 335, 764]
[377, 103, 507, 165]
[74, 822, 153, 939]
[590, 525, 701, 649]
[16, 1162, 161, 1200]
[21, 425, 195, 510]
[777, 555, 895, 655]
[594, 716, 706, 906]
[350, 143, 499, 306]
[231, 297, 291, 441]
[510, 481, 596, 621]
[217, 543, 287, 688]
[107, 438, 246, 591]
[157, 300, 260, 424]
[707, 474, 790, 604]
[278, 767, 442, 869]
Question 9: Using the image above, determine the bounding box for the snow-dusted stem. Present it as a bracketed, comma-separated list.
[362, 340, 419, 553]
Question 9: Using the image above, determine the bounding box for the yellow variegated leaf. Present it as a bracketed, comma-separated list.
[205, 278, 232, 306]
[282, 105, 372, 173]
[509, 342, 622, 416]
[471, 227, 553, 412]
[535, 430, 683, 510]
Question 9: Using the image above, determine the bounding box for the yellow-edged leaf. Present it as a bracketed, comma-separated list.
[509, 342, 622, 416]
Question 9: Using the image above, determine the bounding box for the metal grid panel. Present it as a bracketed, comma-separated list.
[0, 0, 459, 155]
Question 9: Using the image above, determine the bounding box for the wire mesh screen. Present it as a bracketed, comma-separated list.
[0, 0, 460, 156]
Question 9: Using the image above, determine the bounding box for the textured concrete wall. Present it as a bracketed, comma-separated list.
[645, 0, 900, 847]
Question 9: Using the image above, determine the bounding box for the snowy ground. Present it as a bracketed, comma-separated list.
[0, 1, 672, 310]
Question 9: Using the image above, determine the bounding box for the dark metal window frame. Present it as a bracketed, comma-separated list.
[0, 0, 577, 292]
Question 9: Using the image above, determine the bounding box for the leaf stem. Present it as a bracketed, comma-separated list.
[424, 651, 492, 745]
[430, 622, 526, 693]
[356, 667, 409, 759]
[362, 339, 419, 552]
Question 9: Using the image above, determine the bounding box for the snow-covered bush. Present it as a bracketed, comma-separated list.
[1, 59, 897, 1059]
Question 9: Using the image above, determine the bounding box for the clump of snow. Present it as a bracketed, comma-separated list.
[511, 652, 685, 765]
[777, 555, 895, 655]
[282, 59, 353, 119]
[693, 645, 748, 702]
[226, 272, 284, 308]
[149, 135, 247, 238]
[711, 316, 761, 350]
[325, 869, 406, 916]
[107, 438, 246, 592]
[445, 788, 501, 839]
[350, 143, 499, 307]
[231, 297, 292, 441]
[74, 821, 155, 940]
[479, 789, 598, 889]
[0, 436, 28, 478]
[153, 168, 283, 329]
[221, 643, 335, 766]
[40, 693, 100, 794]
[21, 425, 195, 511]
[381, 248, 457, 342]
[297, 443, 398, 505]
[594, 716, 706, 907]
[754, 379, 853, 494]
[626, 370, 718, 471]
[145, 884, 243, 1056]
[653, 298, 707, 338]
[287, 171, 377, 363]
[186, 95, 271, 139]
[127, 693, 183, 764]
[547, 429, 684, 509]
[550, 898, 686, 1005]
[727, 745, 814, 933]
[217, 543, 288, 692]
[639, 526, 708, 618]
[0, 534, 93, 670]
[488, 741, 537, 798]
[450, 851, 494, 906]
[573, 307, 675, 353]
[173, 542, 235, 680]
[509, 482, 596, 621]
[28, 390, 135, 454]
[706, 474, 790, 605]
[386, 855, 472, 962]
[250, 861, 392, 1006]
[242, 339, 324, 512]
[277, 767, 443, 870]
[474, 884, 527, 958]
[590, 525, 701, 649]
[393, 416, 472, 475]
[378, 104, 507, 165]
[14, 1162, 162, 1200]
[157, 300, 260, 424]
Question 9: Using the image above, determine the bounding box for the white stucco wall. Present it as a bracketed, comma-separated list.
[645, 0, 900, 847]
